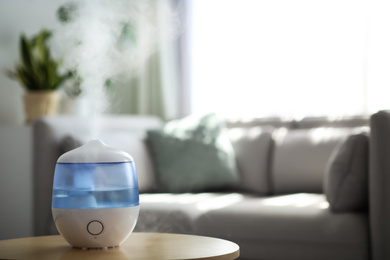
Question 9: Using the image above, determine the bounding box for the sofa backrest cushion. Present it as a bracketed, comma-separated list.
[295, 116, 369, 129]
[228, 126, 274, 194]
[324, 132, 369, 212]
[225, 117, 294, 129]
[272, 127, 360, 194]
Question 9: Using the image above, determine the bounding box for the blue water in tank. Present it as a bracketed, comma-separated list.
[52, 162, 139, 209]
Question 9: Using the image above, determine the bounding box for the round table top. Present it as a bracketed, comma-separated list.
[0, 232, 240, 260]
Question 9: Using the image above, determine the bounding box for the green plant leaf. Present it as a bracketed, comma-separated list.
[16, 67, 36, 90]
[34, 30, 52, 62]
[4, 69, 17, 80]
[20, 35, 33, 72]
[57, 2, 78, 24]
[4, 29, 71, 91]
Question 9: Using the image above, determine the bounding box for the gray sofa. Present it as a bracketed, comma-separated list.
[32, 112, 385, 260]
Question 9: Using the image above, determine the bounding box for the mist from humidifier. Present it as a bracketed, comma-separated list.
[52, 0, 178, 120]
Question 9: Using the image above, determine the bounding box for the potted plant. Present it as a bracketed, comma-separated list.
[4, 29, 71, 124]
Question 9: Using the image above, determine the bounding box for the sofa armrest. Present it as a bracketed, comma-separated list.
[370, 110, 390, 260]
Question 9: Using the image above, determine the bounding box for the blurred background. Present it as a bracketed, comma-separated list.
[1, 0, 390, 239]
[3, 0, 390, 125]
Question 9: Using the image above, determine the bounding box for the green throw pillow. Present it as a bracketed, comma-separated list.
[147, 113, 239, 193]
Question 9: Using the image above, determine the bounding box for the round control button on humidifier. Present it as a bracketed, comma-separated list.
[87, 220, 104, 236]
[51, 140, 140, 248]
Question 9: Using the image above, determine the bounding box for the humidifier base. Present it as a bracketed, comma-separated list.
[52, 206, 139, 248]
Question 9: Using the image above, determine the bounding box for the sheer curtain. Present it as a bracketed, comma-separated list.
[190, 0, 390, 119]
[134, 0, 180, 120]
[112, 0, 180, 121]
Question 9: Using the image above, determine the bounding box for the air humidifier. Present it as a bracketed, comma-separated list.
[52, 140, 140, 248]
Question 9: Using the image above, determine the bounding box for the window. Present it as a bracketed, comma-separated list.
[190, 0, 390, 118]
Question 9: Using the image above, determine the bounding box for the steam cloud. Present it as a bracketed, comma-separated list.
[52, 0, 178, 118]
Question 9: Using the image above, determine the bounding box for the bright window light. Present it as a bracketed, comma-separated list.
[190, 0, 390, 118]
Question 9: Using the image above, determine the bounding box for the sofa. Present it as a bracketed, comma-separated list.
[32, 111, 386, 260]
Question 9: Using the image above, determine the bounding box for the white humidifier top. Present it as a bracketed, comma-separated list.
[58, 139, 133, 163]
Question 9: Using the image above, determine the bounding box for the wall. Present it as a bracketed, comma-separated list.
[0, 125, 32, 240]
[0, 0, 68, 239]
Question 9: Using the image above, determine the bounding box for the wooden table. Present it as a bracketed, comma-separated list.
[0, 232, 239, 260]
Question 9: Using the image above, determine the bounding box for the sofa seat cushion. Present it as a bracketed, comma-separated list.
[136, 193, 235, 234]
[137, 193, 368, 260]
[194, 193, 368, 260]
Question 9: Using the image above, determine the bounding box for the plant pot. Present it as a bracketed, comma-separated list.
[23, 91, 60, 124]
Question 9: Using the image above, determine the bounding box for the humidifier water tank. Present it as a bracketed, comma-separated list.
[51, 140, 140, 248]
